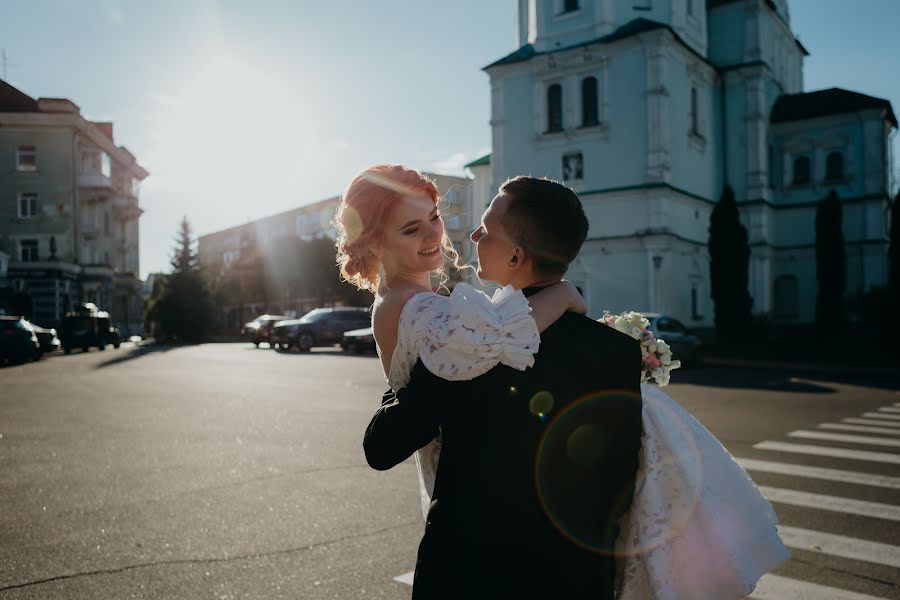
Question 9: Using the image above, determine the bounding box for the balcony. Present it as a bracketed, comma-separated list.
[113, 195, 143, 221]
[79, 172, 113, 189]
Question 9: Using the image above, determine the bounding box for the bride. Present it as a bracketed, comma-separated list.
[334, 164, 788, 598]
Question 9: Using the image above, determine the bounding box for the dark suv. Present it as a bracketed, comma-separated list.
[60, 304, 121, 353]
[273, 307, 371, 352]
[241, 314, 289, 347]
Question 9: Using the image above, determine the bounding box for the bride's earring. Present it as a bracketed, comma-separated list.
[377, 260, 389, 293]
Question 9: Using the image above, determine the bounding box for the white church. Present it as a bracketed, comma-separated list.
[465, 0, 896, 327]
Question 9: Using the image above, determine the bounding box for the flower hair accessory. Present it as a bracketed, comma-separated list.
[599, 311, 681, 386]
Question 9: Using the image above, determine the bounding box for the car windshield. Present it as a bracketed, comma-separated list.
[298, 310, 329, 324]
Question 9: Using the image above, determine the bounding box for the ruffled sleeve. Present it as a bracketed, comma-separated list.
[387, 283, 540, 390]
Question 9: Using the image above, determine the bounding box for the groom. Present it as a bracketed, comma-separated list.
[364, 177, 643, 599]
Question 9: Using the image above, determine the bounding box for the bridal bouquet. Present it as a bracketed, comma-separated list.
[600, 311, 681, 386]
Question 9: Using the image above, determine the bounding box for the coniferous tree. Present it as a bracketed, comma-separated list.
[144, 217, 216, 342]
[815, 190, 846, 329]
[890, 192, 900, 294]
[708, 185, 753, 338]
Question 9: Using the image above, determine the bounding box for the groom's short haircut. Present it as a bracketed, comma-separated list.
[499, 176, 589, 277]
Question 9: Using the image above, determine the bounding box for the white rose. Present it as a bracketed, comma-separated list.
[657, 339, 670, 353]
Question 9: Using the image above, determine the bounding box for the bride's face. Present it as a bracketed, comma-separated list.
[378, 194, 445, 277]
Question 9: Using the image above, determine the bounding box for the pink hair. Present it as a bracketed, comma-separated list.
[334, 164, 452, 293]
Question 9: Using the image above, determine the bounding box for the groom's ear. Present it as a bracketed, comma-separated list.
[508, 246, 524, 269]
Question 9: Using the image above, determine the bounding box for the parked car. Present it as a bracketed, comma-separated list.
[644, 313, 703, 366]
[60, 303, 115, 353]
[95, 315, 121, 350]
[341, 326, 376, 354]
[273, 307, 371, 352]
[241, 314, 288, 347]
[30, 323, 61, 354]
[0, 316, 42, 364]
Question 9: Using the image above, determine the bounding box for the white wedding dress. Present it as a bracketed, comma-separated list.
[385, 282, 789, 599]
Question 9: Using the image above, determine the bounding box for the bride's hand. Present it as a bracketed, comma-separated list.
[558, 280, 587, 314]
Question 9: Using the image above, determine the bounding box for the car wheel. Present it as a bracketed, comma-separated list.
[113, 343, 120, 349]
[298, 333, 313, 352]
[64, 347, 71, 355]
[98, 344, 106, 351]
[82, 346, 89, 353]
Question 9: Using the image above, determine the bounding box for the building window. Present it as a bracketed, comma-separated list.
[687, 0, 694, 16]
[18, 192, 38, 218]
[104, 211, 110, 234]
[581, 77, 599, 127]
[20, 239, 39, 262]
[16, 146, 37, 171]
[562, 152, 583, 181]
[562, 0, 579, 12]
[633, 0, 652, 10]
[82, 150, 111, 178]
[773, 275, 798, 318]
[792, 156, 811, 185]
[690, 87, 700, 136]
[547, 84, 563, 133]
[825, 151, 844, 181]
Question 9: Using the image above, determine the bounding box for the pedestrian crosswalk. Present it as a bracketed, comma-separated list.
[742, 401, 900, 599]
[393, 401, 900, 598]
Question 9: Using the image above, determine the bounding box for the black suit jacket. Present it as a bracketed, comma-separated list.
[364, 299, 643, 600]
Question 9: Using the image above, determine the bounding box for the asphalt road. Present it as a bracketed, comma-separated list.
[0, 343, 898, 599]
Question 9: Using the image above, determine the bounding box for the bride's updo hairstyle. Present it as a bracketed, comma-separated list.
[334, 164, 458, 293]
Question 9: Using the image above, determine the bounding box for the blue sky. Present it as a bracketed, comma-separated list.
[1, 0, 897, 278]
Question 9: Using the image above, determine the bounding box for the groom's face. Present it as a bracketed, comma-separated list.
[470, 193, 518, 285]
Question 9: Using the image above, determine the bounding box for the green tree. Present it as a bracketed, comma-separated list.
[815, 190, 846, 330]
[890, 192, 899, 293]
[708, 185, 753, 339]
[144, 217, 217, 342]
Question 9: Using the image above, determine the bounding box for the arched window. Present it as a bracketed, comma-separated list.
[581, 77, 599, 127]
[547, 84, 563, 133]
[690, 87, 699, 135]
[826, 151, 844, 181]
[773, 275, 799, 318]
[792, 156, 810, 185]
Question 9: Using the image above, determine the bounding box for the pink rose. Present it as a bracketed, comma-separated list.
[643, 353, 662, 369]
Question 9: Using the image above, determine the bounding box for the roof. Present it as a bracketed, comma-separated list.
[465, 153, 491, 168]
[0, 78, 39, 112]
[707, 0, 808, 56]
[771, 88, 898, 128]
[484, 18, 672, 70]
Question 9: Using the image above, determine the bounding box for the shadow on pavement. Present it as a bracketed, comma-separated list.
[93, 343, 178, 369]
[673, 366, 838, 394]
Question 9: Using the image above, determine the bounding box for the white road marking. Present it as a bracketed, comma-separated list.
[877, 407, 900, 413]
[735, 457, 900, 489]
[777, 525, 900, 569]
[862, 412, 900, 421]
[759, 486, 900, 522]
[393, 571, 414, 586]
[819, 423, 900, 436]
[788, 430, 900, 448]
[843, 418, 900, 428]
[749, 574, 889, 599]
[753, 441, 900, 465]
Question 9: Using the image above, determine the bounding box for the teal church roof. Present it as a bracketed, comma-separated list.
[465, 153, 491, 168]
[772, 88, 897, 128]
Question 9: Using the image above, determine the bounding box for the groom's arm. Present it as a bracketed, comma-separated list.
[363, 361, 445, 471]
